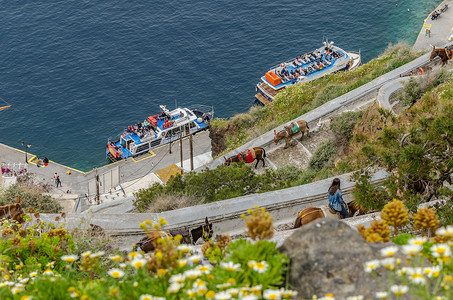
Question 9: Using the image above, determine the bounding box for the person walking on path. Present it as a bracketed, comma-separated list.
[328, 178, 350, 219]
[55, 175, 62, 188]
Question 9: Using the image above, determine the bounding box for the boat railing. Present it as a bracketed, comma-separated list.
[256, 82, 275, 100]
[187, 104, 214, 115]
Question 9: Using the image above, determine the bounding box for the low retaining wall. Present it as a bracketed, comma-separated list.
[37, 170, 389, 236]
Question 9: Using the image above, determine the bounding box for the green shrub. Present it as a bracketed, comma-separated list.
[330, 111, 363, 141]
[0, 184, 62, 213]
[401, 77, 421, 107]
[308, 139, 337, 171]
[391, 233, 414, 245]
[351, 169, 392, 211]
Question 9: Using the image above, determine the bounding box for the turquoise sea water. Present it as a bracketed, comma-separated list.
[0, 0, 442, 171]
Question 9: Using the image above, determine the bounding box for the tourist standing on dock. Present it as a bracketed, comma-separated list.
[55, 175, 62, 188]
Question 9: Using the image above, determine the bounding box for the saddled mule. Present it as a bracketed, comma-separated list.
[293, 200, 363, 228]
[430, 45, 453, 65]
[224, 147, 266, 168]
[274, 120, 310, 149]
[135, 217, 213, 253]
[0, 197, 25, 224]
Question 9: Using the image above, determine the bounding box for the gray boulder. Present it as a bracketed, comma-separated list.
[280, 218, 394, 299]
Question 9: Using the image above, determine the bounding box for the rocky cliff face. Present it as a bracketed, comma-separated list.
[209, 123, 238, 158]
[280, 219, 401, 299]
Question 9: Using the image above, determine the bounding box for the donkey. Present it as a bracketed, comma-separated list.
[224, 147, 266, 168]
[430, 45, 453, 65]
[135, 217, 213, 253]
[273, 120, 310, 148]
[0, 197, 26, 224]
[294, 200, 363, 228]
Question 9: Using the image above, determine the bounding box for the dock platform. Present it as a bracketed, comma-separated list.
[414, 0, 453, 50]
[1, 131, 212, 203]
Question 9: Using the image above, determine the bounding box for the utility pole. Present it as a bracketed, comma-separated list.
[179, 126, 183, 171]
[95, 169, 100, 205]
[189, 133, 194, 171]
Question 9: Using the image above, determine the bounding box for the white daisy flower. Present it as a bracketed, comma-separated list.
[263, 289, 282, 300]
[107, 268, 125, 278]
[363, 260, 380, 272]
[61, 255, 78, 263]
[402, 244, 422, 256]
[215, 291, 232, 300]
[81, 251, 91, 259]
[19, 278, 30, 284]
[188, 254, 202, 264]
[139, 295, 154, 300]
[184, 269, 202, 280]
[11, 287, 23, 294]
[390, 285, 408, 296]
[217, 282, 232, 289]
[130, 258, 147, 269]
[197, 264, 212, 274]
[280, 289, 298, 298]
[408, 237, 428, 245]
[178, 258, 188, 267]
[167, 282, 182, 293]
[177, 244, 194, 253]
[252, 261, 268, 273]
[436, 225, 453, 237]
[240, 295, 259, 300]
[380, 257, 396, 270]
[247, 260, 257, 268]
[220, 261, 241, 272]
[226, 288, 239, 297]
[119, 263, 127, 269]
[250, 285, 262, 295]
[425, 265, 441, 278]
[346, 296, 363, 300]
[169, 273, 186, 284]
[375, 291, 388, 299]
[128, 251, 143, 260]
[186, 289, 197, 298]
[43, 269, 53, 276]
[89, 251, 105, 258]
[14, 283, 25, 289]
[397, 267, 409, 276]
[46, 261, 55, 268]
[109, 255, 123, 262]
[431, 244, 451, 258]
[380, 246, 398, 257]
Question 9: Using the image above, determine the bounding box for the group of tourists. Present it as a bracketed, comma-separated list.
[276, 48, 343, 83]
[431, 4, 448, 20]
[431, 10, 442, 20]
[124, 121, 156, 140]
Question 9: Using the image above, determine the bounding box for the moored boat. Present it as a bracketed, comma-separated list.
[255, 39, 361, 105]
[106, 105, 214, 162]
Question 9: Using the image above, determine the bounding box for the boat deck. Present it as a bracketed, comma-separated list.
[263, 50, 347, 90]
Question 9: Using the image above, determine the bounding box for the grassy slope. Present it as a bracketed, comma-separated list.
[211, 43, 424, 156]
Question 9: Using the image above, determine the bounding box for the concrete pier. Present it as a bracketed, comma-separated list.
[414, 0, 453, 50]
[1, 130, 212, 205]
